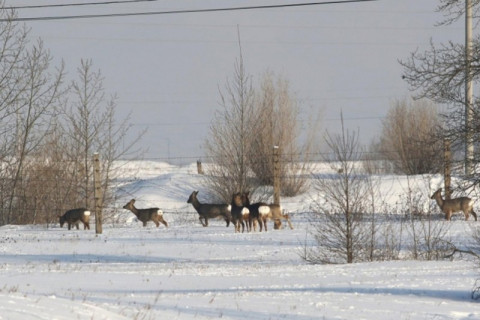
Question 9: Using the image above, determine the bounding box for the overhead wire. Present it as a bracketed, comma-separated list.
[4, 0, 161, 10]
[2, 0, 379, 22]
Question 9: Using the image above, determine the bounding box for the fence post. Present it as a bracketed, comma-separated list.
[93, 153, 103, 234]
[197, 160, 204, 174]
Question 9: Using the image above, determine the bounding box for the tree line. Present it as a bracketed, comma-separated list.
[0, 7, 141, 226]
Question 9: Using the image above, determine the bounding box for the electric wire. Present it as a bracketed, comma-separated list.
[2, 0, 379, 22]
[5, 0, 160, 10]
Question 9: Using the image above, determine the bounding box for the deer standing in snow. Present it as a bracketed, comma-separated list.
[242, 192, 293, 231]
[187, 191, 231, 227]
[123, 199, 168, 227]
[58, 208, 91, 230]
[430, 188, 477, 221]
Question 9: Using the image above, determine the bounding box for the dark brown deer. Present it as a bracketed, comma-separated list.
[241, 192, 267, 232]
[58, 208, 90, 230]
[123, 199, 168, 227]
[187, 191, 231, 227]
[243, 192, 294, 231]
[430, 188, 477, 221]
[231, 192, 249, 233]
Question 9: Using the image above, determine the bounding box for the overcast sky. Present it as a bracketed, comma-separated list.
[8, 0, 467, 162]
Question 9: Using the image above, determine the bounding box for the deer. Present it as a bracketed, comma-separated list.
[430, 188, 478, 221]
[241, 192, 268, 232]
[231, 192, 250, 233]
[58, 208, 91, 230]
[187, 191, 232, 227]
[243, 192, 294, 231]
[123, 199, 168, 227]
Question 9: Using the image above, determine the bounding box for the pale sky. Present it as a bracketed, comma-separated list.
[8, 0, 467, 162]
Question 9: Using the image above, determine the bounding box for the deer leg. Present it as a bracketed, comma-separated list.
[199, 217, 207, 227]
[446, 211, 452, 221]
[159, 217, 168, 227]
[285, 215, 294, 229]
[472, 210, 478, 221]
[143, 221, 147, 227]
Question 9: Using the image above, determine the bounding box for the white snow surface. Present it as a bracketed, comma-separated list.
[1, 161, 480, 319]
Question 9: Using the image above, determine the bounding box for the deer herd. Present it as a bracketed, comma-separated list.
[58, 187, 478, 231]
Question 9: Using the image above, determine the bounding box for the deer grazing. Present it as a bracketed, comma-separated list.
[58, 208, 91, 230]
[242, 192, 294, 231]
[430, 188, 477, 221]
[123, 199, 168, 227]
[187, 191, 231, 227]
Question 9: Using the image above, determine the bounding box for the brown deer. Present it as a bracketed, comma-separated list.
[58, 208, 90, 230]
[242, 192, 294, 231]
[187, 191, 231, 227]
[231, 192, 249, 233]
[123, 199, 168, 227]
[267, 204, 294, 230]
[430, 188, 477, 221]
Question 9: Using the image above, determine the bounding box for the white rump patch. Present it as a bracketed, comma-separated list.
[83, 211, 91, 216]
[157, 209, 163, 216]
[242, 208, 250, 216]
[259, 206, 270, 216]
[227, 205, 231, 212]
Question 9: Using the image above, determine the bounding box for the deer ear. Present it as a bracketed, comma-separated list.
[131, 199, 136, 203]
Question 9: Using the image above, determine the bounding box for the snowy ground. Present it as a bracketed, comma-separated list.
[1, 161, 480, 319]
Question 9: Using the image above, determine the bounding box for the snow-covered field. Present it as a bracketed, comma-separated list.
[1, 161, 480, 320]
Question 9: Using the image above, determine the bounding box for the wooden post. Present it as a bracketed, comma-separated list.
[93, 153, 103, 234]
[444, 138, 451, 200]
[273, 145, 280, 205]
[196, 160, 204, 175]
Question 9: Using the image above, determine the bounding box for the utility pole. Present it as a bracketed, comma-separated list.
[93, 153, 103, 235]
[444, 138, 452, 200]
[273, 146, 280, 205]
[465, 0, 474, 175]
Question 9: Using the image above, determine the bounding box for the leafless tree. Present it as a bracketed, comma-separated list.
[249, 72, 318, 197]
[63, 59, 144, 214]
[204, 53, 257, 201]
[400, 1, 479, 179]
[378, 98, 443, 175]
[0, 11, 65, 225]
[306, 115, 373, 264]
[436, 0, 480, 25]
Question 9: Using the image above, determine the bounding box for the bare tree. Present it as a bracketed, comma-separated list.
[249, 71, 318, 197]
[0, 18, 65, 225]
[306, 115, 373, 264]
[63, 59, 144, 213]
[204, 54, 257, 201]
[436, 0, 480, 25]
[378, 98, 443, 175]
[400, 0, 479, 178]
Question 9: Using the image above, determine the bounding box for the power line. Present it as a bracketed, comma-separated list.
[3, 0, 379, 22]
[5, 0, 160, 10]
